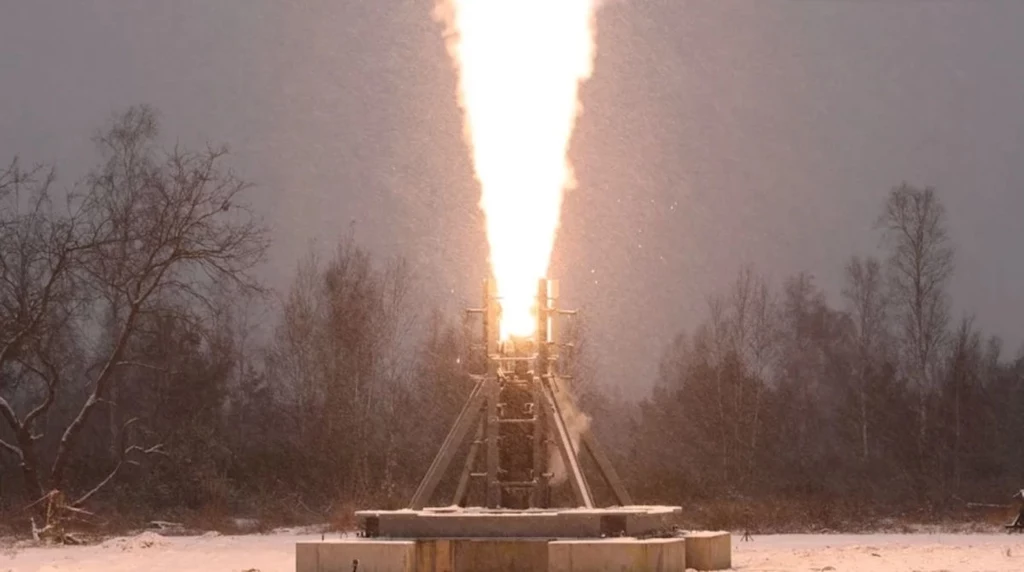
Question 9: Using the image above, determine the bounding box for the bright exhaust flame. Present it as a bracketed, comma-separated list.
[435, 0, 599, 339]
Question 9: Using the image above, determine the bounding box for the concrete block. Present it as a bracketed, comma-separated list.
[548, 538, 686, 572]
[359, 506, 682, 539]
[450, 539, 549, 572]
[372, 510, 593, 538]
[296, 542, 320, 572]
[683, 532, 731, 571]
[296, 539, 416, 572]
[415, 539, 453, 572]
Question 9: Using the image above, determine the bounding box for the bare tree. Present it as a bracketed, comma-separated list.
[776, 273, 828, 467]
[726, 266, 777, 478]
[877, 184, 954, 459]
[265, 237, 413, 504]
[0, 105, 268, 521]
[0, 158, 96, 504]
[703, 294, 733, 479]
[842, 255, 889, 461]
[944, 316, 981, 492]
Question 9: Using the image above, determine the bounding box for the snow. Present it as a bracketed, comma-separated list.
[0, 530, 325, 572]
[1, 530, 1022, 571]
[737, 533, 1024, 571]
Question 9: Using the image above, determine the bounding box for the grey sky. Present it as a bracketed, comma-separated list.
[2, 0, 1022, 392]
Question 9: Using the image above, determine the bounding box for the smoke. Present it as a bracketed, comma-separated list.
[433, 0, 600, 338]
[547, 383, 592, 486]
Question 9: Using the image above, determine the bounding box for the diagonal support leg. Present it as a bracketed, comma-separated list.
[453, 417, 485, 507]
[546, 375, 634, 507]
[581, 429, 633, 506]
[410, 378, 489, 509]
[541, 381, 594, 509]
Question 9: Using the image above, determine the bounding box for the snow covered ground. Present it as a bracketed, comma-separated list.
[1, 530, 1022, 571]
[737, 532, 1023, 571]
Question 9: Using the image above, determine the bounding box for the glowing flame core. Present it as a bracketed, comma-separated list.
[436, 0, 598, 339]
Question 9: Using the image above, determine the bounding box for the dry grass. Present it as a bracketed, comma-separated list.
[6, 490, 1014, 540]
[326, 488, 413, 532]
[327, 502, 359, 533]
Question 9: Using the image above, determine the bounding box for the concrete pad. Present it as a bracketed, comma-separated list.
[357, 506, 681, 539]
[298, 535, 725, 571]
[683, 531, 731, 571]
[548, 537, 687, 572]
[296, 539, 416, 572]
[450, 539, 549, 572]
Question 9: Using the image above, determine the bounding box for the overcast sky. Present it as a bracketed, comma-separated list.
[2, 0, 1023, 393]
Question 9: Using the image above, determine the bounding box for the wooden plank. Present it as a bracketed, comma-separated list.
[541, 382, 594, 508]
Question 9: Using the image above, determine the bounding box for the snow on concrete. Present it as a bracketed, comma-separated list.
[0, 530, 1022, 571]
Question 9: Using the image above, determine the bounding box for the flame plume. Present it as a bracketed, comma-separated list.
[436, 0, 599, 339]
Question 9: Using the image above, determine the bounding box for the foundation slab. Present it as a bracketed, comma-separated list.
[451, 539, 550, 572]
[410, 538, 551, 572]
[683, 531, 731, 571]
[298, 536, 698, 572]
[548, 537, 687, 572]
[357, 506, 681, 539]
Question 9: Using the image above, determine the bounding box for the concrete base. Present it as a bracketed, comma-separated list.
[549, 538, 686, 572]
[683, 531, 731, 571]
[297, 537, 690, 572]
[357, 506, 681, 539]
[297, 539, 416, 572]
[300, 506, 731, 571]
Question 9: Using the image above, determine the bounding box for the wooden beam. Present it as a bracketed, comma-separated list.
[541, 382, 594, 509]
[485, 377, 501, 508]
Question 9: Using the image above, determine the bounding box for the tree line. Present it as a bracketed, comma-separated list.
[1, 106, 1021, 535]
[0, 106, 480, 535]
[625, 185, 1024, 528]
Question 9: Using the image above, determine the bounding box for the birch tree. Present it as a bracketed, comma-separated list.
[842, 255, 889, 461]
[877, 184, 953, 460]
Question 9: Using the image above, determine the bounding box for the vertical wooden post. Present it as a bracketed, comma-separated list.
[484, 278, 498, 358]
[485, 378, 501, 508]
[484, 278, 501, 508]
[546, 279, 559, 376]
[530, 376, 545, 508]
[532, 279, 552, 508]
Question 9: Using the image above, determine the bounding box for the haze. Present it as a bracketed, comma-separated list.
[3, 0, 1022, 392]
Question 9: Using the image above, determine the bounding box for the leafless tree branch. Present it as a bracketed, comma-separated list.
[72, 417, 166, 508]
[1, 105, 267, 508]
[0, 436, 21, 458]
[113, 360, 168, 373]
